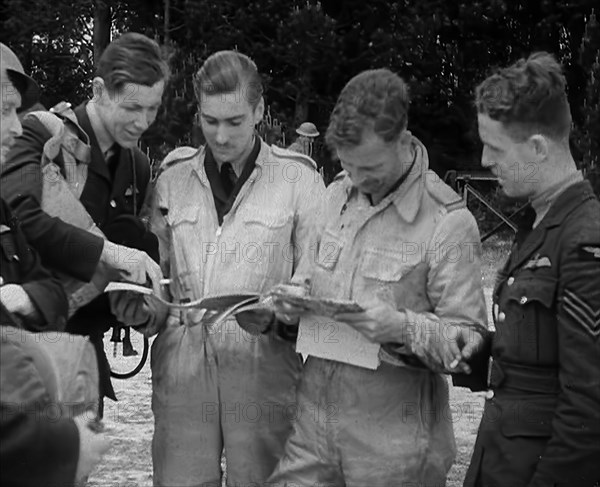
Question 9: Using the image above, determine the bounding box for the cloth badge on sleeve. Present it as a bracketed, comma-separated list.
[578, 244, 600, 261]
[563, 288, 600, 338]
[0, 224, 11, 234]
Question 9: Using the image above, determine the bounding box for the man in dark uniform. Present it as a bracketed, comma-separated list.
[1, 41, 110, 486]
[1, 41, 66, 331]
[1, 33, 169, 410]
[463, 52, 600, 487]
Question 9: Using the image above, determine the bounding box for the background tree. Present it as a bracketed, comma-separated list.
[573, 8, 599, 195]
[1, 0, 597, 188]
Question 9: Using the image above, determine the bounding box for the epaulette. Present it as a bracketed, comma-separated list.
[425, 171, 466, 213]
[332, 169, 348, 183]
[271, 145, 317, 170]
[159, 146, 201, 171]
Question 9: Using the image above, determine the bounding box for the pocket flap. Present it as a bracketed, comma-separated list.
[501, 397, 555, 438]
[507, 273, 558, 309]
[168, 205, 200, 226]
[360, 248, 413, 281]
[244, 206, 291, 228]
[315, 228, 343, 270]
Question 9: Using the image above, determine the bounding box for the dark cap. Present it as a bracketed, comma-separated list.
[1, 43, 40, 111]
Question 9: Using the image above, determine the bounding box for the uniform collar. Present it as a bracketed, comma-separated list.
[339, 135, 428, 223]
[390, 136, 428, 223]
[537, 179, 596, 229]
[192, 136, 269, 186]
[252, 137, 274, 170]
[530, 170, 584, 227]
[85, 101, 115, 156]
[505, 179, 596, 275]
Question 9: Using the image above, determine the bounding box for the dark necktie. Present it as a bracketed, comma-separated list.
[514, 203, 537, 246]
[220, 162, 237, 197]
[105, 145, 119, 182]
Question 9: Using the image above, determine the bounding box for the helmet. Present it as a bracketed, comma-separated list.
[296, 122, 319, 138]
[1, 43, 40, 111]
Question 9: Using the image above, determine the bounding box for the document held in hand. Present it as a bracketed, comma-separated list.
[296, 315, 381, 370]
[105, 282, 381, 368]
[104, 281, 268, 318]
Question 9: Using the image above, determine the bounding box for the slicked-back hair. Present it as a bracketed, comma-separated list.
[96, 32, 169, 93]
[326, 69, 410, 150]
[193, 50, 263, 109]
[475, 51, 572, 142]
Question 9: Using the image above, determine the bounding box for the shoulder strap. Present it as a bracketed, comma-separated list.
[158, 146, 202, 177]
[424, 170, 466, 213]
[25, 103, 91, 200]
[271, 144, 318, 170]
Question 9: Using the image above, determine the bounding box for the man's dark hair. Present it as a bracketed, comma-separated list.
[96, 33, 169, 93]
[475, 51, 572, 142]
[326, 69, 410, 150]
[193, 50, 263, 109]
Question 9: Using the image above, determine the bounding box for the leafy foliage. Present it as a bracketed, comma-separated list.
[1, 0, 598, 186]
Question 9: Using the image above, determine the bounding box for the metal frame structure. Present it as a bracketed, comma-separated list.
[444, 170, 527, 242]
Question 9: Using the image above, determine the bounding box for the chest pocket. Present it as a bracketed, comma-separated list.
[360, 248, 406, 281]
[316, 228, 344, 271]
[505, 272, 558, 310]
[243, 207, 292, 231]
[167, 205, 200, 229]
[359, 248, 430, 311]
[242, 206, 293, 262]
[166, 205, 203, 297]
[499, 271, 559, 362]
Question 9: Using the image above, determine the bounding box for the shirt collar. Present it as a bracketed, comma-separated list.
[340, 135, 429, 223]
[390, 136, 428, 222]
[194, 136, 267, 185]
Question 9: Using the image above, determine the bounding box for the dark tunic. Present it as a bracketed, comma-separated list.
[1, 102, 154, 400]
[464, 181, 600, 487]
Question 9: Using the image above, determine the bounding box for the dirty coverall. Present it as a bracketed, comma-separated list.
[148, 139, 325, 486]
[268, 136, 488, 487]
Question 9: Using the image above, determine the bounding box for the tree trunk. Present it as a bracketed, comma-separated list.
[164, 0, 171, 45]
[93, 0, 112, 66]
[294, 86, 309, 126]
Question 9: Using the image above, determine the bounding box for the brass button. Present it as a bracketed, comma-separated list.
[497, 312, 506, 322]
[110, 199, 117, 208]
[520, 296, 528, 304]
[507, 277, 515, 286]
[485, 389, 495, 400]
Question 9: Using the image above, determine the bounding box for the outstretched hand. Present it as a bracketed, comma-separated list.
[101, 241, 164, 294]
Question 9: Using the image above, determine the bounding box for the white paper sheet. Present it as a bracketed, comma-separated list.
[296, 315, 381, 370]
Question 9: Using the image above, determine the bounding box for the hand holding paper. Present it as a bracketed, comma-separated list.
[334, 299, 406, 345]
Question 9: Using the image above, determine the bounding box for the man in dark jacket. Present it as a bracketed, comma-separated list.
[1, 33, 169, 406]
[1, 41, 110, 487]
[1, 41, 66, 330]
[463, 52, 600, 487]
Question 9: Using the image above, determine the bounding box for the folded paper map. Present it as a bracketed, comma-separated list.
[105, 283, 378, 368]
[104, 282, 262, 310]
[104, 282, 365, 316]
[269, 288, 364, 316]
